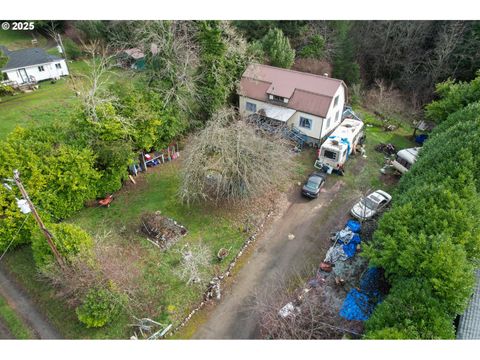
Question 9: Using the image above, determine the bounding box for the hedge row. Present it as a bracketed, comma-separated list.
[364, 75, 480, 339]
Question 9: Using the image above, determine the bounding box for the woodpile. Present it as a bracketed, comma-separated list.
[141, 211, 187, 249]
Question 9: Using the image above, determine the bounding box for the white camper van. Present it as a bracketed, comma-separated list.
[391, 147, 420, 174]
[315, 118, 364, 172]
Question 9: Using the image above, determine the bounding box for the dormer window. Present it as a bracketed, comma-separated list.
[269, 94, 288, 104]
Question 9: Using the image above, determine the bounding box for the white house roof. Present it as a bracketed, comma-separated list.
[457, 269, 480, 339]
[0, 46, 63, 71]
[258, 103, 296, 122]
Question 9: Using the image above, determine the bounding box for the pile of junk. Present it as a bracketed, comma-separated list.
[140, 211, 188, 250]
[278, 219, 388, 329]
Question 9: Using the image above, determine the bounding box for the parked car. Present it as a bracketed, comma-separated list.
[301, 172, 326, 199]
[350, 190, 392, 220]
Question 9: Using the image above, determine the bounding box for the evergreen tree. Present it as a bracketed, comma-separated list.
[262, 28, 295, 69]
[332, 21, 360, 85]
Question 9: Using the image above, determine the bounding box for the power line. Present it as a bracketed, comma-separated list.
[12, 170, 66, 269]
[0, 214, 30, 262]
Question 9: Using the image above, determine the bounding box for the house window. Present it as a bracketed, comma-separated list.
[299, 117, 312, 130]
[335, 110, 340, 122]
[326, 117, 331, 129]
[38, 66, 45, 72]
[271, 95, 284, 103]
[55, 63, 62, 69]
[334, 95, 339, 107]
[246, 102, 256, 112]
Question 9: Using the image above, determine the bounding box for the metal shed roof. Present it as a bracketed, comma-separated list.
[457, 269, 480, 339]
[258, 103, 296, 122]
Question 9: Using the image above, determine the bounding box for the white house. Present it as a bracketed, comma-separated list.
[0, 46, 69, 84]
[238, 63, 347, 145]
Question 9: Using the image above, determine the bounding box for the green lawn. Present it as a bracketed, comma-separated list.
[0, 295, 34, 339]
[0, 29, 49, 50]
[0, 61, 133, 139]
[340, 107, 416, 193]
[3, 161, 251, 339]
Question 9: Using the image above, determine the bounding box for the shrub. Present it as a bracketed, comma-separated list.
[298, 35, 325, 59]
[0, 84, 15, 97]
[0, 126, 100, 220]
[75, 288, 119, 328]
[63, 38, 83, 60]
[31, 222, 93, 269]
[425, 73, 480, 124]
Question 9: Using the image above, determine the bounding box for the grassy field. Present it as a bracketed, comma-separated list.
[0, 29, 49, 50]
[0, 61, 136, 139]
[0, 62, 88, 139]
[0, 295, 34, 339]
[341, 107, 416, 193]
[3, 160, 254, 339]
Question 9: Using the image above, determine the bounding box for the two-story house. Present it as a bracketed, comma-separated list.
[238, 63, 347, 145]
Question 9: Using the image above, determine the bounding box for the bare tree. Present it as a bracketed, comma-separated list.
[174, 243, 212, 286]
[74, 42, 116, 120]
[39, 230, 143, 314]
[133, 21, 201, 114]
[255, 277, 359, 339]
[179, 107, 295, 205]
[426, 21, 466, 84]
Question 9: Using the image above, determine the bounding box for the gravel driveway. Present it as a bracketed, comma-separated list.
[193, 178, 359, 339]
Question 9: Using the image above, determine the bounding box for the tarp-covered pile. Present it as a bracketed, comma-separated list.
[324, 220, 362, 264]
[339, 267, 384, 321]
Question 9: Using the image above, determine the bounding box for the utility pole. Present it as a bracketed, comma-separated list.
[51, 29, 76, 91]
[13, 170, 65, 269]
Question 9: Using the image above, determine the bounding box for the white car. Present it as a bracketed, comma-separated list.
[350, 190, 392, 220]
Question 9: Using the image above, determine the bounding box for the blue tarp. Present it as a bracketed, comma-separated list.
[339, 289, 372, 321]
[346, 220, 361, 233]
[342, 234, 361, 258]
[339, 267, 383, 321]
[415, 134, 428, 144]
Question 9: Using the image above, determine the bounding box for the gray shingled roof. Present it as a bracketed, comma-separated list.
[457, 269, 480, 339]
[0, 46, 62, 71]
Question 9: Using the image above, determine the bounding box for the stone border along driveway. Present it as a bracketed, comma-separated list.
[167, 207, 276, 336]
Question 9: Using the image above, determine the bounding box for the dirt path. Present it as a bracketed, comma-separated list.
[0, 265, 61, 339]
[193, 177, 359, 339]
[0, 319, 13, 339]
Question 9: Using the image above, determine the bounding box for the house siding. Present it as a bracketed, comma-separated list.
[322, 85, 346, 136]
[288, 111, 324, 141]
[3, 59, 69, 83]
[240, 95, 325, 141]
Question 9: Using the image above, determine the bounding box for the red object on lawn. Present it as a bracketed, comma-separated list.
[98, 195, 114, 207]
